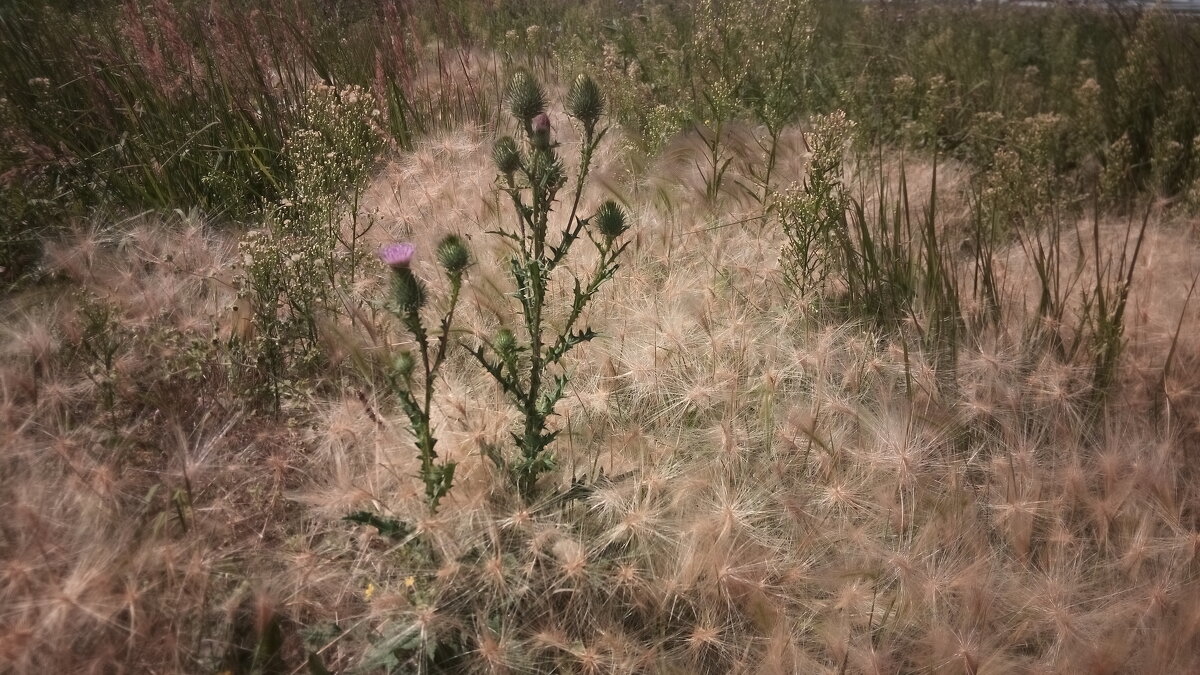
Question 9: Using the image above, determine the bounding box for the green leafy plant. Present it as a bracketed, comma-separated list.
[694, 81, 741, 205]
[726, 0, 814, 206]
[76, 294, 125, 434]
[778, 110, 853, 298]
[1082, 206, 1150, 396]
[473, 72, 631, 501]
[231, 83, 383, 411]
[0, 1, 491, 223]
[380, 237, 471, 512]
[780, 112, 964, 369]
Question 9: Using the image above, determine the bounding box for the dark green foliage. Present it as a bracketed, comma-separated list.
[482, 1, 1200, 202]
[475, 72, 630, 501]
[343, 511, 412, 540]
[0, 0, 488, 228]
[383, 234, 471, 511]
[222, 592, 289, 675]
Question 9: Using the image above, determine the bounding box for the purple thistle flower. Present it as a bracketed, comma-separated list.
[379, 242, 415, 269]
[531, 112, 552, 151]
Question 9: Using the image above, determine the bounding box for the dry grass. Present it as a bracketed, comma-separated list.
[3, 114, 1200, 673]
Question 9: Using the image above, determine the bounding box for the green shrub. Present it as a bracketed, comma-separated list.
[231, 83, 383, 411]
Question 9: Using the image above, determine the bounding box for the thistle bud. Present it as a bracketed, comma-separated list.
[506, 71, 545, 123]
[529, 151, 566, 196]
[546, 159, 566, 195]
[493, 136, 521, 177]
[566, 74, 604, 131]
[436, 234, 470, 278]
[531, 113, 552, 152]
[594, 200, 628, 241]
[392, 350, 414, 378]
[391, 267, 426, 313]
[494, 328, 516, 356]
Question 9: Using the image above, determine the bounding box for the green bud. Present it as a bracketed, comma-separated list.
[566, 73, 604, 130]
[529, 152, 566, 195]
[506, 71, 546, 123]
[391, 267, 426, 313]
[493, 136, 521, 176]
[495, 328, 516, 356]
[594, 200, 628, 240]
[393, 350, 415, 378]
[436, 234, 471, 278]
[531, 113, 552, 152]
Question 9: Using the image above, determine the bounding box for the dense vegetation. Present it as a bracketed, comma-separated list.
[3, 1, 1200, 672]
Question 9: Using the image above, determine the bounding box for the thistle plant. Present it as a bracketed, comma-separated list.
[381, 237, 471, 511]
[475, 72, 630, 501]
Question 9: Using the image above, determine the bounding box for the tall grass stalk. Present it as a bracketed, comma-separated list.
[0, 1, 490, 220]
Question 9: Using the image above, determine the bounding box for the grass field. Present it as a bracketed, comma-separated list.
[3, 1, 1200, 673]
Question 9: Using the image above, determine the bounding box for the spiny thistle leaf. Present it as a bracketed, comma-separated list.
[343, 511, 411, 540]
[547, 328, 597, 364]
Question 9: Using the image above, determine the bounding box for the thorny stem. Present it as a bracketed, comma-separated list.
[390, 270, 465, 512]
[482, 81, 628, 500]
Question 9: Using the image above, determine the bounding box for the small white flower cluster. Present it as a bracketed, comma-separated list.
[977, 113, 1069, 229]
[779, 110, 855, 297]
[277, 83, 383, 239]
[230, 83, 384, 403]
